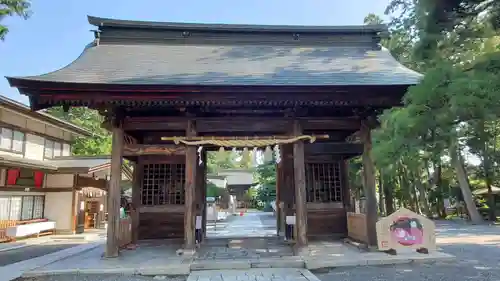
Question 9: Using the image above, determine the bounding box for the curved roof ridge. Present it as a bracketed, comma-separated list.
[7, 41, 97, 83]
[88, 15, 388, 34]
[378, 47, 423, 78]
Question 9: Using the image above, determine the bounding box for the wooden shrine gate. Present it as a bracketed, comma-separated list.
[7, 16, 420, 257]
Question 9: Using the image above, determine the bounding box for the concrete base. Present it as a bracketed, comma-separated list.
[22, 241, 455, 277]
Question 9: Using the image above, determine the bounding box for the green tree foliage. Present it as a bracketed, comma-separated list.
[254, 161, 277, 203]
[0, 0, 31, 40]
[46, 107, 112, 155]
[206, 182, 225, 198]
[206, 150, 254, 173]
[354, 2, 500, 223]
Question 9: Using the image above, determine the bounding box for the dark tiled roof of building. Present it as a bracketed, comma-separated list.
[0, 154, 132, 178]
[0, 95, 92, 137]
[6, 16, 422, 87]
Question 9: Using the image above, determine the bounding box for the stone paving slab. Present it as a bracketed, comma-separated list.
[186, 268, 321, 281]
[190, 256, 305, 271]
[2, 241, 102, 281]
[23, 241, 192, 278]
[195, 237, 293, 261]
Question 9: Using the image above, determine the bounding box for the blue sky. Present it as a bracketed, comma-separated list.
[0, 0, 390, 105]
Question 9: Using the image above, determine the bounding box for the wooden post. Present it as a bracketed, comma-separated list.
[195, 149, 204, 242]
[201, 150, 208, 238]
[184, 120, 197, 250]
[360, 120, 378, 247]
[282, 144, 294, 228]
[105, 116, 124, 258]
[276, 161, 282, 236]
[131, 162, 141, 244]
[342, 160, 352, 212]
[293, 120, 307, 247]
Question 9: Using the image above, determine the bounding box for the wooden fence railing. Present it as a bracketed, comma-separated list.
[0, 220, 17, 241]
[118, 217, 132, 248]
[346, 212, 368, 244]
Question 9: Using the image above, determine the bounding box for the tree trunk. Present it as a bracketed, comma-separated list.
[479, 122, 496, 221]
[400, 165, 417, 212]
[415, 170, 432, 217]
[428, 162, 446, 218]
[378, 170, 386, 216]
[450, 141, 483, 224]
[396, 166, 407, 208]
[383, 174, 395, 215]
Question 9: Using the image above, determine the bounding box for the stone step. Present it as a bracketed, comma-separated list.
[190, 257, 306, 271]
[187, 268, 321, 281]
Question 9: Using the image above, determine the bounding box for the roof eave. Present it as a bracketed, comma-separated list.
[87, 15, 388, 34]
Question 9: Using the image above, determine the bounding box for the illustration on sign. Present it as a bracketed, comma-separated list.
[390, 217, 423, 246]
[376, 207, 436, 253]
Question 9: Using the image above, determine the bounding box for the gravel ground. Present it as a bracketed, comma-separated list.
[315, 221, 500, 281]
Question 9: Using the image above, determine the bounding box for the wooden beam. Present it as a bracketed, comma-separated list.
[293, 120, 308, 248]
[304, 142, 364, 155]
[123, 117, 361, 132]
[105, 118, 124, 258]
[360, 120, 378, 247]
[75, 176, 107, 190]
[123, 144, 186, 156]
[184, 120, 197, 250]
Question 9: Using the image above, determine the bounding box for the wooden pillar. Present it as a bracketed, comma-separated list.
[195, 149, 205, 242]
[276, 161, 282, 235]
[341, 160, 352, 212]
[360, 120, 378, 246]
[293, 120, 307, 247]
[184, 120, 197, 250]
[105, 116, 124, 258]
[282, 144, 294, 219]
[131, 162, 141, 244]
[201, 150, 208, 238]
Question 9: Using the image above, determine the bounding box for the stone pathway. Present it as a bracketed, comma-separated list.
[206, 211, 276, 238]
[199, 211, 292, 263]
[187, 269, 321, 281]
[195, 237, 293, 260]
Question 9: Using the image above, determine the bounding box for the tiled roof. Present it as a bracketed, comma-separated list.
[12, 44, 421, 86]
[6, 16, 422, 87]
[0, 95, 92, 137]
[0, 154, 131, 178]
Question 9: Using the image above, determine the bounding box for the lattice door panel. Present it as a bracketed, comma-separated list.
[305, 162, 342, 203]
[141, 163, 185, 206]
